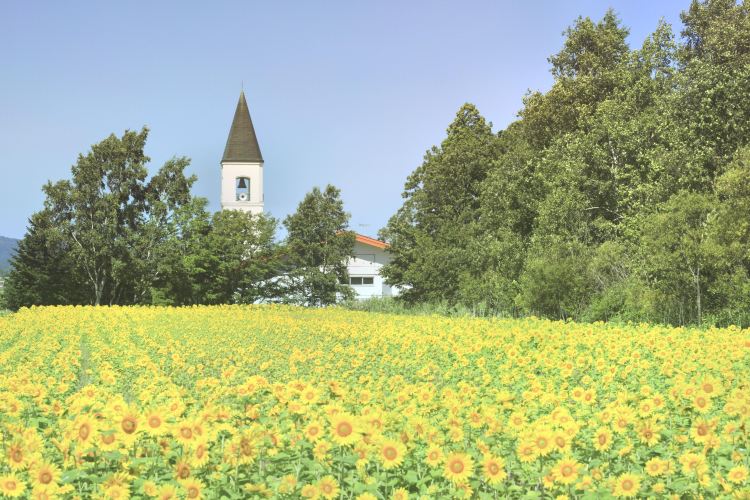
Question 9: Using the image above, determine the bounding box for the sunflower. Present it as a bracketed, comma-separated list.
[516, 440, 539, 463]
[143, 408, 169, 436]
[679, 451, 707, 476]
[378, 439, 406, 469]
[180, 478, 205, 499]
[0, 473, 26, 498]
[72, 414, 97, 447]
[570, 386, 585, 402]
[301, 387, 320, 405]
[443, 452, 474, 484]
[552, 457, 580, 485]
[592, 427, 612, 451]
[174, 460, 191, 481]
[300, 484, 319, 498]
[116, 408, 141, 443]
[276, 474, 298, 495]
[156, 484, 178, 500]
[313, 440, 331, 461]
[98, 430, 120, 452]
[30, 484, 59, 500]
[103, 483, 130, 499]
[644, 457, 665, 477]
[692, 394, 712, 413]
[482, 455, 507, 486]
[304, 421, 324, 442]
[533, 430, 554, 456]
[425, 445, 443, 467]
[6, 442, 27, 471]
[690, 418, 713, 444]
[329, 413, 360, 446]
[612, 473, 641, 497]
[142, 481, 158, 496]
[29, 462, 60, 489]
[174, 420, 197, 447]
[553, 432, 572, 453]
[636, 421, 660, 446]
[190, 440, 210, 468]
[391, 487, 410, 500]
[727, 465, 748, 484]
[317, 476, 339, 499]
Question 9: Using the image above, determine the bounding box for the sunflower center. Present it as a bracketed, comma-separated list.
[488, 462, 500, 474]
[181, 427, 193, 439]
[622, 479, 634, 490]
[188, 487, 199, 498]
[697, 425, 708, 436]
[241, 440, 253, 456]
[383, 447, 398, 460]
[336, 422, 353, 437]
[149, 416, 161, 428]
[178, 465, 190, 479]
[79, 424, 90, 440]
[40, 471, 52, 484]
[11, 450, 23, 462]
[102, 434, 115, 444]
[5, 480, 17, 490]
[556, 437, 565, 447]
[450, 460, 464, 474]
[122, 417, 137, 434]
[537, 438, 547, 448]
[598, 434, 607, 445]
[703, 384, 713, 393]
[562, 465, 573, 477]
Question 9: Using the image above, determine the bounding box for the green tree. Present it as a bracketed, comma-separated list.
[640, 191, 720, 325]
[2, 211, 88, 309]
[24, 128, 202, 305]
[380, 104, 499, 306]
[188, 210, 281, 305]
[283, 185, 355, 306]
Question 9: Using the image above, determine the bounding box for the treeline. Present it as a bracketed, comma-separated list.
[2, 128, 355, 309]
[380, 0, 750, 327]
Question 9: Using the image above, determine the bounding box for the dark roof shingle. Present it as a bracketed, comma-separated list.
[222, 91, 263, 163]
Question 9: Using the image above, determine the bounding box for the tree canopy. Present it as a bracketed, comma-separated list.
[381, 1, 750, 326]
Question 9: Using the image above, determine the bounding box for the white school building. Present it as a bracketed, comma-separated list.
[219, 91, 397, 299]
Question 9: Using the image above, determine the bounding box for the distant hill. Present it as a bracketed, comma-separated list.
[0, 236, 19, 272]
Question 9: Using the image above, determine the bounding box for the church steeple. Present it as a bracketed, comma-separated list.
[220, 91, 264, 215]
[222, 91, 263, 163]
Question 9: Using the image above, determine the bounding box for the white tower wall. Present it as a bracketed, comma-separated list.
[220, 161, 264, 214]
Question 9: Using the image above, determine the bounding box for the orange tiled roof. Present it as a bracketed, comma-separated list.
[354, 233, 389, 249]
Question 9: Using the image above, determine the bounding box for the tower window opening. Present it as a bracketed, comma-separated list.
[236, 177, 250, 201]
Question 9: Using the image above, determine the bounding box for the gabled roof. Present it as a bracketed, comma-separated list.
[354, 233, 389, 250]
[222, 91, 263, 163]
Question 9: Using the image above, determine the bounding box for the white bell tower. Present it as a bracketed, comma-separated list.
[221, 91, 264, 214]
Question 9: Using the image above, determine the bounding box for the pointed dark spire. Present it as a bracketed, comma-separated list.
[222, 91, 263, 163]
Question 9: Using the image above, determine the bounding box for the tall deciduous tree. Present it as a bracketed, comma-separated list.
[23, 128, 203, 306]
[283, 185, 355, 306]
[380, 104, 499, 305]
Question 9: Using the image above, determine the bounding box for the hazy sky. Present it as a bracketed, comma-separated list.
[1, 0, 688, 239]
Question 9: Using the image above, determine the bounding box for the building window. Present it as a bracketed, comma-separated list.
[346, 276, 374, 286]
[236, 177, 250, 201]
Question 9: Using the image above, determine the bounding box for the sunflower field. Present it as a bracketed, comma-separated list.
[0, 305, 749, 499]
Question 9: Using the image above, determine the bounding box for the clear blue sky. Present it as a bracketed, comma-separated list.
[1, 0, 688, 239]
